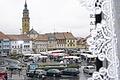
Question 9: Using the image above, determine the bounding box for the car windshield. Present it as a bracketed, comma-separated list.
[29, 64, 38, 70]
[9, 64, 21, 68]
[29, 70, 34, 73]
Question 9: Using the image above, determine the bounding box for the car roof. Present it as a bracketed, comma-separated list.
[84, 66, 95, 68]
[36, 69, 45, 71]
[8, 64, 21, 68]
[65, 68, 78, 70]
[47, 69, 60, 72]
[0, 67, 6, 72]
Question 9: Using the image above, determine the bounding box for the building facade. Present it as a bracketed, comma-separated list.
[27, 28, 39, 40]
[55, 32, 66, 49]
[64, 32, 77, 49]
[8, 34, 32, 54]
[77, 38, 87, 51]
[45, 32, 77, 50]
[27, 28, 39, 53]
[0, 31, 88, 55]
[0, 32, 10, 56]
[34, 34, 48, 53]
[46, 33, 57, 51]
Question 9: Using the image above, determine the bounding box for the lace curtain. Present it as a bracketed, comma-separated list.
[79, 0, 119, 80]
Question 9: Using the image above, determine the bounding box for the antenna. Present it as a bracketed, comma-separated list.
[69, 24, 71, 32]
[54, 24, 56, 33]
[25, 0, 27, 4]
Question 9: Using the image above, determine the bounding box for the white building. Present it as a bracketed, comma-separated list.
[7, 34, 32, 54]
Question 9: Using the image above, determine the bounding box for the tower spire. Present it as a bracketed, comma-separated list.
[24, 0, 27, 9]
[22, 0, 30, 34]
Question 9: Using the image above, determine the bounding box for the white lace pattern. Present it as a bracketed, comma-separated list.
[79, 0, 119, 80]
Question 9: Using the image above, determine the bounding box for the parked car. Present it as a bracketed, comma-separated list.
[46, 69, 61, 77]
[0, 72, 7, 80]
[83, 66, 96, 75]
[35, 69, 46, 78]
[0, 67, 7, 80]
[6, 64, 22, 71]
[26, 69, 46, 78]
[26, 70, 35, 77]
[61, 68, 80, 76]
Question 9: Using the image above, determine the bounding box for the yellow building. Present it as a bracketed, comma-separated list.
[22, 0, 30, 34]
[55, 32, 66, 49]
[64, 32, 77, 49]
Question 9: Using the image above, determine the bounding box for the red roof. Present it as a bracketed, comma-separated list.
[7, 34, 31, 41]
[55, 32, 65, 40]
[77, 38, 86, 45]
[0, 32, 9, 40]
[63, 32, 76, 39]
[35, 34, 48, 41]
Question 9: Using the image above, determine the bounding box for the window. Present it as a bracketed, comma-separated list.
[24, 45, 30, 48]
[67, 40, 69, 42]
[7, 45, 9, 47]
[24, 41, 30, 43]
[68, 44, 69, 47]
[12, 46, 14, 48]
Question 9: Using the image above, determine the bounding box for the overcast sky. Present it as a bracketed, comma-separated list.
[0, 0, 90, 37]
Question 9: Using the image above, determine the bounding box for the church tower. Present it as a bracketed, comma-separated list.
[22, 0, 30, 34]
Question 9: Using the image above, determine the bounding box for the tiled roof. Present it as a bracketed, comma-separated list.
[35, 34, 48, 41]
[0, 32, 9, 40]
[85, 35, 91, 39]
[63, 32, 76, 39]
[77, 38, 86, 45]
[46, 32, 76, 40]
[55, 33, 65, 40]
[7, 34, 31, 41]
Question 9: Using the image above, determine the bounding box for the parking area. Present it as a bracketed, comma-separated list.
[0, 54, 96, 80]
[6, 66, 92, 80]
